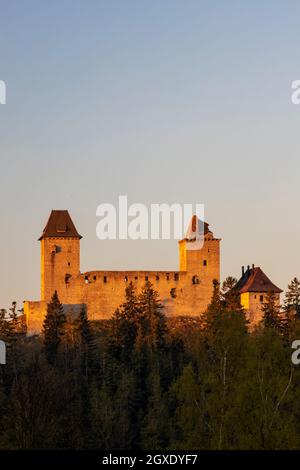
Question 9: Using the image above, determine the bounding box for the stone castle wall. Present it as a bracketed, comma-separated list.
[25, 233, 221, 334]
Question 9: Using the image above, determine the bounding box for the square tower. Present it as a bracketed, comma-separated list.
[178, 215, 220, 283]
[39, 210, 82, 302]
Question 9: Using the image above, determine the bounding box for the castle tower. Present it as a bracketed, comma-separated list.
[39, 210, 82, 303]
[178, 215, 220, 283]
[235, 265, 282, 326]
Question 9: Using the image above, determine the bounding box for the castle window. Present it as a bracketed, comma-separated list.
[166, 274, 170, 281]
[135, 276, 138, 280]
[103, 276, 107, 283]
[55, 245, 62, 253]
[65, 273, 71, 284]
[203, 260, 207, 266]
[84, 275, 89, 284]
[145, 276, 148, 281]
[260, 295, 264, 302]
[174, 273, 179, 281]
[68, 262, 71, 267]
[170, 288, 177, 299]
[93, 275, 96, 281]
[192, 275, 200, 285]
[156, 275, 159, 281]
[125, 276, 128, 282]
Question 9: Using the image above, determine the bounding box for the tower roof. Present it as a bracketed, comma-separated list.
[235, 266, 282, 294]
[39, 210, 82, 240]
[184, 215, 211, 241]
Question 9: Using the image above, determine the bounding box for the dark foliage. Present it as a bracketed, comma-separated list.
[0, 280, 300, 450]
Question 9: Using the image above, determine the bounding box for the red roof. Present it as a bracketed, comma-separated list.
[235, 266, 282, 294]
[39, 210, 82, 240]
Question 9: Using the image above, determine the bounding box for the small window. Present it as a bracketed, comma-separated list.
[156, 275, 159, 281]
[93, 275, 96, 281]
[192, 275, 199, 285]
[68, 262, 71, 267]
[166, 273, 170, 281]
[260, 295, 264, 302]
[145, 276, 148, 281]
[65, 273, 71, 284]
[203, 260, 207, 266]
[170, 288, 177, 299]
[135, 276, 138, 280]
[125, 276, 128, 282]
[103, 276, 107, 283]
[55, 245, 62, 253]
[84, 275, 89, 284]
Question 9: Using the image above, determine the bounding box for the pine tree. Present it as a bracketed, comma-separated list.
[0, 309, 13, 343]
[141, 367, 170, 449]
[284, 277, 300, 320]
[261, 291, 284, 333]
[109, 282, 140, 363]
[221, 277, 243, 313]
[43, 291, 66, 364]
[75, 305, 96, 380]
[137, 281, 167, 353]
[0, 303, 24, 345]
[200, 279, 223, 335]
[8, 302, 22, 334]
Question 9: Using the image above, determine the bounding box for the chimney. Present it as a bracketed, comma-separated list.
[242, 266, 245, 276]
[247, 265, 250, 272]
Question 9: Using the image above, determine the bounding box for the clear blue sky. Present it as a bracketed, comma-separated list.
[0, 0, 300, 308]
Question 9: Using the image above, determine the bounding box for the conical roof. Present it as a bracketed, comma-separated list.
[39, 210, 82, 240]
[236, 266, 282, 294]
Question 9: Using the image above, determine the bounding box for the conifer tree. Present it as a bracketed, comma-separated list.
[137, 281, 167, 353]
[109, 282, 140, 363]
[43, 291, 66, 364]
[141, 367, 170, 449]
[221, 276, 243, 313]
[8, 302, 22, 334]
[0, 309, 13, 343]
[0, 303, 24, 345]
[200, 279, 223, 335]
[75, 305, 96, 380]
[284, 277, 300, 320]
[261, 291, 284, 333]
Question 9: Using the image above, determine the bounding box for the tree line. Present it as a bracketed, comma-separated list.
[1, 277, 300, 449]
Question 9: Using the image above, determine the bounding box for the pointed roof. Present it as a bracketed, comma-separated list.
[184, 215, 211, 241]
[39, 210, 82, 240]
[236, 266, 282, 294]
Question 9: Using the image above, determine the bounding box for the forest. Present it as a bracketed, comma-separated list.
[1, 277, 300, 450]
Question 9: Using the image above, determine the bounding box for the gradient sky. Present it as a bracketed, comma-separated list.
[0, 0, 300, 309]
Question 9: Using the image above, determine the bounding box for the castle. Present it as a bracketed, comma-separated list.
[24, 210, 282, 334]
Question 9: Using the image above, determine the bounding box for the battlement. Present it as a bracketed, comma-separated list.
[25, 211, 221, 333]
